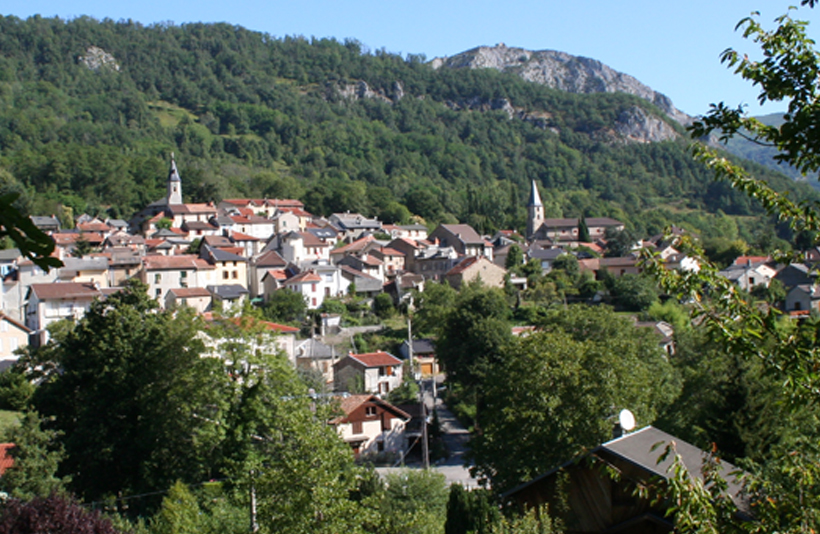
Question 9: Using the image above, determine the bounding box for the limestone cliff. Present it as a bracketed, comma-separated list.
[431, 44, 690, 127]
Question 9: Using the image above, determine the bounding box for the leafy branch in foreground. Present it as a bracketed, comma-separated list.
[0, 193, 61, 271]
[690, 9, 820, 175]
[636, 5, 820, 532]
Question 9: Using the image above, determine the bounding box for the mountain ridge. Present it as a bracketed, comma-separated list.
[431, 43, 691, 127]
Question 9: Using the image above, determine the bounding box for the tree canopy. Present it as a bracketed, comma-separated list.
[641, 4, 820, 531]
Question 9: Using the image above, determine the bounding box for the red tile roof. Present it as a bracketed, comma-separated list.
[0, 443, 14, 475]
[223, 198, 304, 209]
[332, 394, 411, 424]
[254, 250, 288, 268]
[301, 232, 329, 248]
[230, 214, 271, 225]
[230, 231, 259, 241]
[349, 351, 402, 367]
[168, 287, 211, 298]
[285, 271, 322, 284]
[260, 320, 299, 333]
[279, 207, 313, 218]
[377, 247, 404, 257]
[332, 235, 375, 255]
[733, 255, 771, 266]
[207, 316, 300, 334]
[168, 203, 217, 215]
[265, 269, 288, 281]
[446, 256, 480, 276]
[29, 282, 101, 300]
[142, 255, 214, 271]
[77, 222, 111, 232]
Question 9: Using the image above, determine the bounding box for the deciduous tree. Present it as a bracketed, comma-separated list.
[30, 281, 228, 509]
[470, 305, 679, 492]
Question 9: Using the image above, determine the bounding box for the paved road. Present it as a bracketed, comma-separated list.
[376, 378, 480, 488]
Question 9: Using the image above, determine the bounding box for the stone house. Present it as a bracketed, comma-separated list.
[429, 224, 493, 261]
[333, 351, 404, 395]
[444, 256, 507, 290]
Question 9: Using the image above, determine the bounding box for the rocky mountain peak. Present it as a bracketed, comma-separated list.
[432, 43, 690, 127]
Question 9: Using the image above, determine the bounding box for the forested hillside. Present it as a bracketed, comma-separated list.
[0, 15, 810, 238]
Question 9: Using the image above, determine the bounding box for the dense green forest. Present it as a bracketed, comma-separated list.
[0, 15, 811, 238]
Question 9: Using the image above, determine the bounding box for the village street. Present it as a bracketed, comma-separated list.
[376, 377, 479, 488]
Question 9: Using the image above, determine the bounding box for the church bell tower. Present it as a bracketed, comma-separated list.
[526, 180, 544, 240]
[167, 153, 183, 205]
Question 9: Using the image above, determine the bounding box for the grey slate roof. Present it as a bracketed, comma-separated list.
[60, 257, 109, 271]
[31, 216, 60, 230]
[206, 246, 247, 263]
[399, 338, 436, 359]
[308, 227, 338, 240]
[503, 426, 745, 507]
[207, 284, 249, 299]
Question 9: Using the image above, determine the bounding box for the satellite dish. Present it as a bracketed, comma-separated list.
[619, 409, 636, 432]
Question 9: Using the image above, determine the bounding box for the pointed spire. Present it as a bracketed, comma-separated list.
[166, 153, 183, 205]
[528, 180, 542, 207]
[168, 152, 181, 183]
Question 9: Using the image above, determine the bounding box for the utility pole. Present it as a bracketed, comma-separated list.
[421, 379, 430, 469]
[250, 469, 259, 534]
[407, 295, 429, 468]
[249, 470, 258, 533]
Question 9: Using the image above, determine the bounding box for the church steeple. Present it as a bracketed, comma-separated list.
[167, 153, 182, 205]
[526, 180, 544, 240]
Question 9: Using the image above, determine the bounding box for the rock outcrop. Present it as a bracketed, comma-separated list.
[432, 44, 690, 127]
[614, 106, 678, 143]
[79, 46, 120, 72]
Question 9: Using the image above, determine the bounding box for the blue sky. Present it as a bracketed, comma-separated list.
[4, 1, 818, 116]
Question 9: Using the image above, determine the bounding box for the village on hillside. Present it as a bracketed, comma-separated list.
[0, 154, 813, 469]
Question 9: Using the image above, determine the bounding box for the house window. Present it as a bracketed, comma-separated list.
[366, 406, 377, 417]
[377, 441, 385, 452]
[155, 289, 161, 298]
[0, 321, 7, 333]
[352, 421, 363, 434]
[232, 271, 238, 279]
[312, 283, 317, 293]
[312, 298, 317, 306]
[181, 271, 187, 278]
[155, 273, 161, 283]
[223, 271, 229, 280]
[749, 277, 756, 286]
[9, 339, 17, 352]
